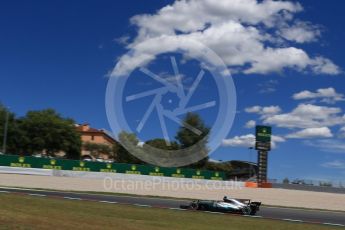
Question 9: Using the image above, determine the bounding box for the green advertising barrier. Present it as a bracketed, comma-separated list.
[0, 154, 225, 180]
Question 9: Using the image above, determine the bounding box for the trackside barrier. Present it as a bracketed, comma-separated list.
[0, 154, 225, 180]
[245, 182, 258, 188]
[245, 182, 272, 188]
[0, 166, 53, 176]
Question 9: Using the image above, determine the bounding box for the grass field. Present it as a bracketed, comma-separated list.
[0, 193, 341, 230]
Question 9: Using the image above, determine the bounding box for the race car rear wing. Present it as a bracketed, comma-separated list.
[235, 199, 261, 209]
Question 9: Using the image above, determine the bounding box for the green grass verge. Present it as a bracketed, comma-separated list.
[0, 193, 342, 230]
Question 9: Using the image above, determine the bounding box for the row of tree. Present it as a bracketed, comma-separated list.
[0, 105, 81, 159]
[89, 112, 211, 168]
[0, 104, 212, 168]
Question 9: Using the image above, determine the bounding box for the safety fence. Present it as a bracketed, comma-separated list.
[0, 154, 225, 180]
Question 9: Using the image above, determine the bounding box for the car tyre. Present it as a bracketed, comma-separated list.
[190, 202, 198, 210]
[242, 206, 251, 215]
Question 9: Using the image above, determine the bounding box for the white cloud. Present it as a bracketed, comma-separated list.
[245, 120, 256, 129]
[293, 87, 345, 104]
[243, 47, 310, 74]
[130, 0, 302, 37]
[245, 105, 282, 117]
[305, 139, 345, 153]
[286, 127, 333, 139]
[279, 21, 321, 43]
[263, 104, 345, 128]
[245, 106, 262, 113]
[272, 135, 286, 144]
[114, 35, 131, 45]
[310, 57, 341, 75]
[112, 0, 340, 77]
[137, 141, 145, 147]
[338, 127, 345, 138]
[322, 160, 345, 169]
[209, 158, 222, 163]
[258, 80, 278, 94]
[222, 134, 255, 148]
[262, 106, 282, 115]
[222, 134, 285, 148]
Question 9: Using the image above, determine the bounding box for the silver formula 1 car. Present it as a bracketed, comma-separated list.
[180, 196, 261, 215]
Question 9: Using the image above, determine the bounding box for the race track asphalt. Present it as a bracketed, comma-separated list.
[0, 187, 344, 227]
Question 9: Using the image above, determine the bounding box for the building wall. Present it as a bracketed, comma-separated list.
[81, 134, 113, 146]
[76, 124, 117, 160]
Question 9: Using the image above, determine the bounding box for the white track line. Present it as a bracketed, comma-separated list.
[0, 186, 189, 202]
[248, 215, 263, 218]
[282, 218, 303, 222]
[63, 197, 81, 200]
[169, 208, 187, 211]
[133, 204, 151, 207]
[203, 211, 224, 215]
[99, 201, 118, 204]
[28, 193, 46, 197]
[323, 223, 345, 227]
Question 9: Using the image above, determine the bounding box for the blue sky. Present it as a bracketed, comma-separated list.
[1, 0, 345, 183]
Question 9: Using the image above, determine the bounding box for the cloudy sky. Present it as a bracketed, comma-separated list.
[1, 0, 345, 183]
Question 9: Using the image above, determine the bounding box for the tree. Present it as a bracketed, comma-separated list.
[319, 181, 333, 187]
[83, 142, 114, 159]
[282, 177, 290, 184]
[0, 104, 27, 154]
[175, 112, 210, 168]
[205, 161, 235, 179]
[20, 109, 81, 159]
[114, 131, 143, 164]
[144, 138, 179, 150]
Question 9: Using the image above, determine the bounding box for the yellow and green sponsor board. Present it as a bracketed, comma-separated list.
[0, 154, 226, 180]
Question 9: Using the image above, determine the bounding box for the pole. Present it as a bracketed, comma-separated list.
[2, 109, 9, 154]
[257, 151, 268, 183]
[248, 147, 254, 178]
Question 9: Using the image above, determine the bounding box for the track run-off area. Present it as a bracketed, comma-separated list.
[0, 187, 344, 228]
